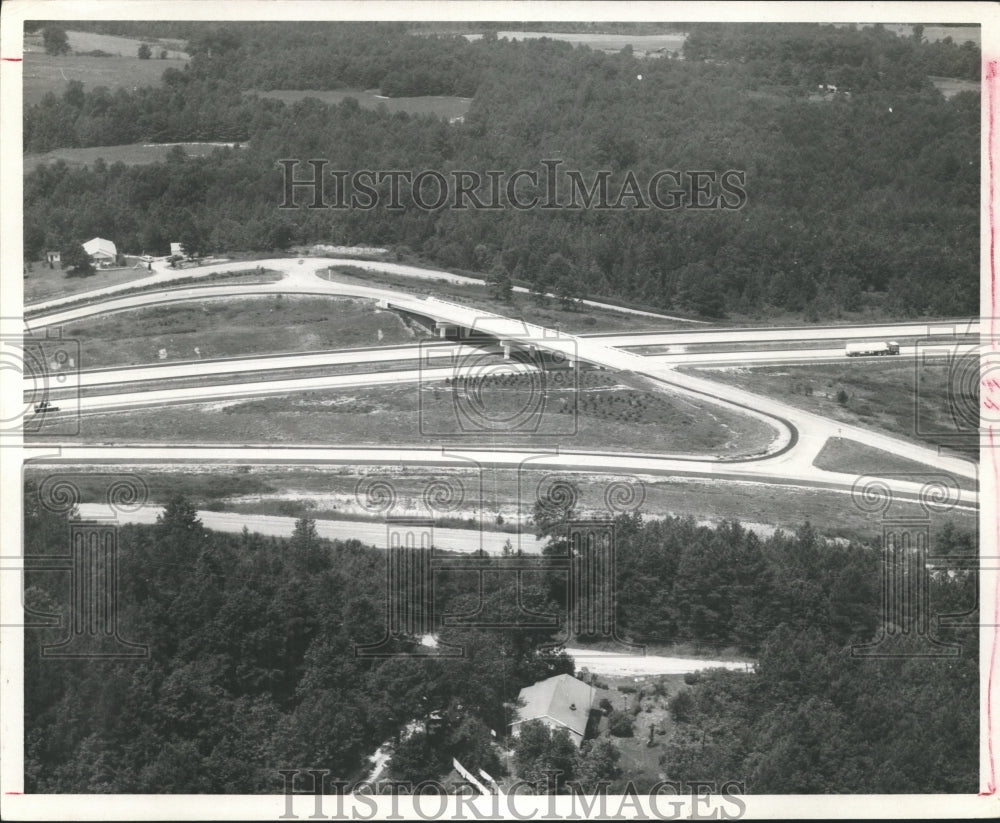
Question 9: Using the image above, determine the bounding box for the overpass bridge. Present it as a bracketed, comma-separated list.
[376, 296, 976, 481]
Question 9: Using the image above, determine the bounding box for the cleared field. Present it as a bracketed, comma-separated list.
[24, 264, 155, 305]
[59, 30, 188, 58]
[25, 267, 278, 310]
[24, 142, 245, 172]
[929, 76, 981, 99]
[23, 43, 187, 106]
[247, 88, 472, 120]
[323, 267, 680, 333]
[463, 30, 686, 57]
[813, 437, 978, 492]
[687, 360, 979, 454]
[52, 369, 776, 456]
[876, 24, 980, 45]
[61, 295, 426, 368]
[22, 464, 972, 541]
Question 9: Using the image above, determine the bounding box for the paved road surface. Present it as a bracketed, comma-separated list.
[36, 445, 978, 511]
[24, 259, 979, 506]
[28, 255, 703, 323]
[562, 648, 753, 675]
[76, 503, 541, 554]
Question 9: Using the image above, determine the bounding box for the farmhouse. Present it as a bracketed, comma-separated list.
[170, 242, 186, 258]
[82, 237, 118, 268]
[510, 673, 595, 747]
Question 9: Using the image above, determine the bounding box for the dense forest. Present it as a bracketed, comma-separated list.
[24, 22, 979, 319]
[24, 483, 978, 793]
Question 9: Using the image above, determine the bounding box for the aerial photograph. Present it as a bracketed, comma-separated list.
[6, 6, 992, 819]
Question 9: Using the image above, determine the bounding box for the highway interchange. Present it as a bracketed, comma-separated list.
[23, 256, 980, 535]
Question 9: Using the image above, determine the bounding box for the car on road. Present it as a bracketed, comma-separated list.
[33, 400, 59, 413]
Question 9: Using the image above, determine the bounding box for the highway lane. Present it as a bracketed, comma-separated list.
[28, 255, 702, 323]
[645, 343, 978, 367]
[28, 264, 977, 358]
[55, 366, 467, 412]
[24, 274, 798, 460]
[401, 296, 978, 480]
[62, 342, 480, 390]
[590, 320, 979, 349]
[23, 261, 979, 490]
[43, 340, 975, 395]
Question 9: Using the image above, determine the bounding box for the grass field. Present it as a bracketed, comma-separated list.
[52, 30, 188, 59]
[54, 367, 775, 456]
[24, 263, 155, 305]
[23, 29, 188, 106]
[929, 76, 981, 99]
[323, 267, 681, 333]
[247, 88, 472, 120]
[61, 295, 426, 368]
[687, 359, 979, 454]
[24, 142, 245, 172]
[463, 30, 686, 57]
[25, 267, 279, 309]
[813, 437, 978, 491]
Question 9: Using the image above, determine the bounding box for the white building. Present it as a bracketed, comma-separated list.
[510, 673, 596, 747]
[82, 237, 117, 267]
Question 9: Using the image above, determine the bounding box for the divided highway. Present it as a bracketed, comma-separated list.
[24, 257, 979, 515]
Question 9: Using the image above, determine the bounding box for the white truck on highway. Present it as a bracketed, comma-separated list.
[845, 340, 900, 357]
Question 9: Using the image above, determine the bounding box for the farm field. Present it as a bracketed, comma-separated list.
[60, 296, 425, 368]
[462, 30, 687, 57]
[24, 142, 246, 172]
[23, 52, 181, 106]
[930, 76, 981, 99]
[247, 88, 472, 120]
[51, 30, 188, 58]
[23, 30, 188, 106]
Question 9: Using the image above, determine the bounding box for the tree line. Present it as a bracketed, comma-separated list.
[24, 484, 978, 793]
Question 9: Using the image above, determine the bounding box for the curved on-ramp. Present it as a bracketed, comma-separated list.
[23, 259, 979, 508]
